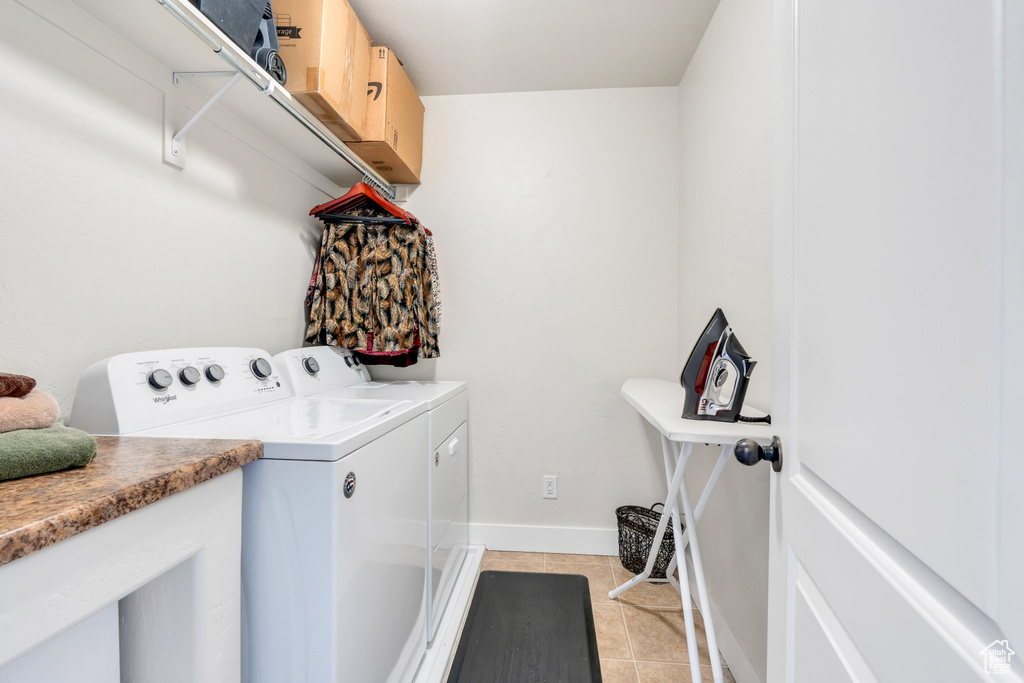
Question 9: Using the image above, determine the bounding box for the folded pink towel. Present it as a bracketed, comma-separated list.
[0, 373, 36, 398]
[0, 389, 61, 434]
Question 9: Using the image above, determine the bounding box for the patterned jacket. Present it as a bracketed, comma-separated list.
[304, 210, 439, 358]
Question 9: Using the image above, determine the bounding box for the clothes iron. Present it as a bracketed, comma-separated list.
[680, 308, 768, 423]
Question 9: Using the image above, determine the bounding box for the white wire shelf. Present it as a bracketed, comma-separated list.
[66, 0, 393, 196]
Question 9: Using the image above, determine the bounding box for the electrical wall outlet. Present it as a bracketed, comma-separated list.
[543, 475, 557, 499]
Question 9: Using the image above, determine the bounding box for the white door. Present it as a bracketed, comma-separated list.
[770, 1, 1024, 681]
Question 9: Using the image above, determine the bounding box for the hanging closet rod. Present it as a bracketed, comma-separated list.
[359, 174, 396, 202]
[156, 0, 396, 201]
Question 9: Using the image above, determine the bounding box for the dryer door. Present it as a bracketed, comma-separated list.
[429, 421, 468, 642]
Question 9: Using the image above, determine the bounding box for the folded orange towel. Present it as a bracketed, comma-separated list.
[0, 389, 61, 434]
[0, 373, 36, 398]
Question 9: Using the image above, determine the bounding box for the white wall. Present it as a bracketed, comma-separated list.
[0, 1, 334, 418]
[371, 88, 681, 550]
[676, 0, 774, 681]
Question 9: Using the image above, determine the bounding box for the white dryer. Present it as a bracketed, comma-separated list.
[272, 346, 469, 646]
[70, 348, 429, 683]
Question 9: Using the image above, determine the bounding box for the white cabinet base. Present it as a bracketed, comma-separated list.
[0, 471, 244, 683]
[0, 602, 119, 683]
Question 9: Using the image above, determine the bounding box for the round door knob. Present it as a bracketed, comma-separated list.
[734, 436, 783, 472]
[147, 369, 173, 390]
[302, 357, 320, 376]
[250, 358, 272, 380]
[205, 364, 225, 383]
[178, 366, 201, 386]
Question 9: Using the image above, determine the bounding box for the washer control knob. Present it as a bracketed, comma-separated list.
[204, 364, 225, 383]
[178, 366, 202, 386]
[250, 358, 272, 380]
[302, 357, 320, 376]
[147, 369, 173, 390]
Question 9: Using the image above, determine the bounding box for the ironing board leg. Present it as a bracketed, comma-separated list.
[671, 437, 726, 683]
[607, 442, 691, 599]
[608, 441, 704, 683]
[608, 439, 730, 683]
[663, 440, 702, 683]
[665, 553, 681, 594]
[675, 444, 731, 555]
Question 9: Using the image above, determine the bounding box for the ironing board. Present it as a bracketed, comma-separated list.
[610, 378, 773, 683]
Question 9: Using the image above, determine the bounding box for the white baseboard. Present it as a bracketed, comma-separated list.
[684, 559, 763, 683]
[468, 523, 619, 556]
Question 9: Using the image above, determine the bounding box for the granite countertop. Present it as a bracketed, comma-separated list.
[0, 436, 262, 567]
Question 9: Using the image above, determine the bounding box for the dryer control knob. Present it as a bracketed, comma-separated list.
[302, 357, 320, 376]
[147, 369, 173, 390]
[250, 358, 272, 380]
[178, 366, 201, 386]
[205, 364, 225, 383]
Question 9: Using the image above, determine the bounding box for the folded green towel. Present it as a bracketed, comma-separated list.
[0, 423, 98, 481]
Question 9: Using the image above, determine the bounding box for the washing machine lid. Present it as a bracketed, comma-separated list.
[310, 381, 466, 411]
[132, 397, 423, 461]
[271, 347, 466, 409]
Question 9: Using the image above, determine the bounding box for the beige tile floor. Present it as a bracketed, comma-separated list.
[479, 551, 736, 683]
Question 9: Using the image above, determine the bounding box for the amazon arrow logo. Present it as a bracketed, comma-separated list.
[368, 82, 382, 100]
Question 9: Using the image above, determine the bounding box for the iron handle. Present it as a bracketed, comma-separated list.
[734, 436, 783, 472]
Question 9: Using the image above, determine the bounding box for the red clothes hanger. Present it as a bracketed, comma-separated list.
[310, 182, 416, 225]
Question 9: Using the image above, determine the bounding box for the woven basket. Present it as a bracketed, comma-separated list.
[615, 502, 678, 579]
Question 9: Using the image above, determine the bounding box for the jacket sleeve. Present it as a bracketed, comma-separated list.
[303, 224, 331, 345]
[415, 226, 440, 358]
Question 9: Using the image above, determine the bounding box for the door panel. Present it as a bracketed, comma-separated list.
[998, 0, 1024, 653]
[771, 0, 1023, 680]
[794, 560, 880, 683]
[794, 0, 997, 607]
[793, 588, 858, 683]
[788, 473, 984, 681]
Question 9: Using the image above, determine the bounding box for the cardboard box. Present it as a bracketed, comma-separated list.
[273, 0, 370, 141]
[346, 47, 425, 184]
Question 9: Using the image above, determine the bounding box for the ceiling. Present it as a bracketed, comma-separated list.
[347, 0, 721, 97]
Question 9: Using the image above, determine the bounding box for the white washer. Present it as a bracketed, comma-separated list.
[272, 346, 468, 646]
[70, 348, 429, 683]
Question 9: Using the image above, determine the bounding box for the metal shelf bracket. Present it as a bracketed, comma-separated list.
[164, 71, 242, 169]
[361, 174, 399, 202]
